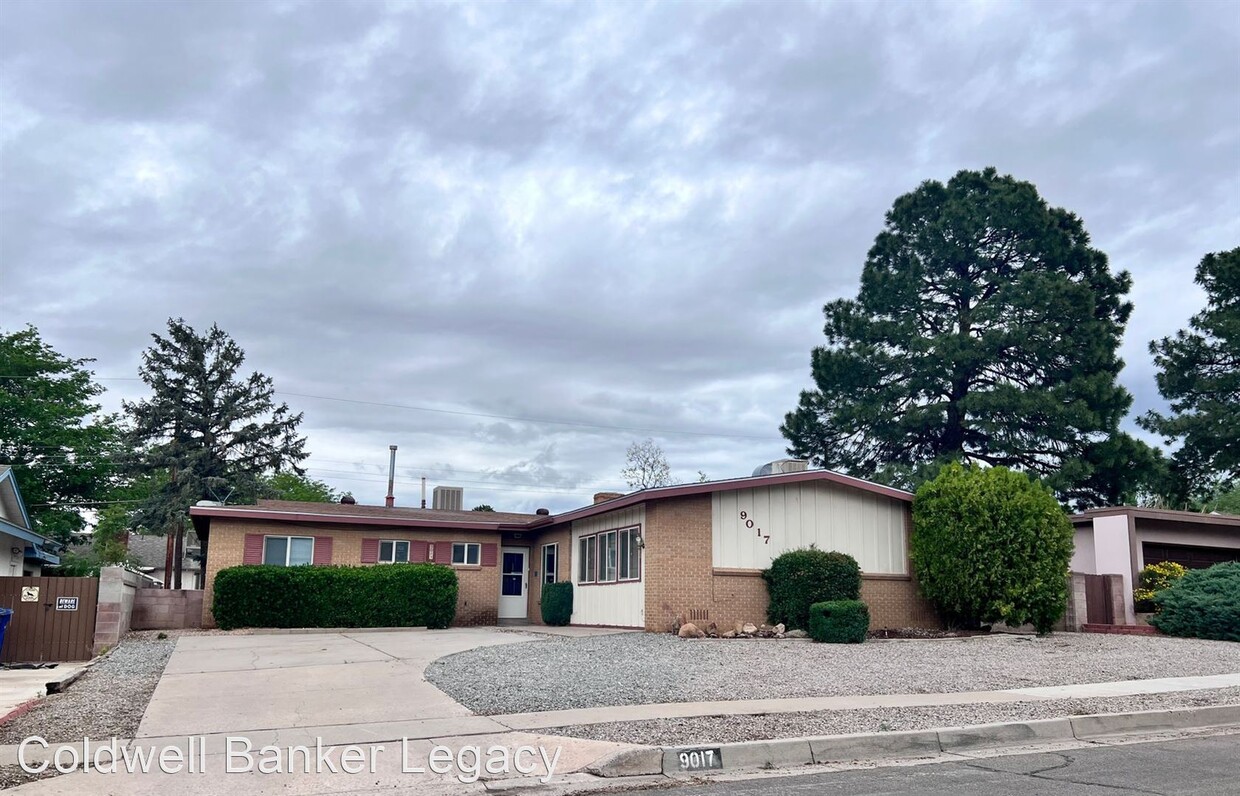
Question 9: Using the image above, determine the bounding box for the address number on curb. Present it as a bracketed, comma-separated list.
[677, 747, 723, 771]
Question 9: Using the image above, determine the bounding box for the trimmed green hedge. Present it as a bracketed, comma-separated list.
[212, 563, 458, 630]
[763, 547, 862, 630]
[1150, 562, 1240, 642]
[540, 581, 573, 626]
[808, 600, 870, 643]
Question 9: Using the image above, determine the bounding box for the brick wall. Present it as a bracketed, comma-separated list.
[201, 519, 503, 628]
[641, 494, 941, 632]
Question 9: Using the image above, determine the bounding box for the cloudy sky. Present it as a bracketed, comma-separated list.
[1, 0, 1237, 513]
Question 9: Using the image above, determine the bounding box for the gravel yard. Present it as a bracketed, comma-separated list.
[547, 686, 1240, 746]
[0, 631, 176, 745]
[426, 632, 1240, 715]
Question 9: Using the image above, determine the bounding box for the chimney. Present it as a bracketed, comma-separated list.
[421, 476, 427, 509]
[385, 445, 397, 508]
[593, 492, 624, 504]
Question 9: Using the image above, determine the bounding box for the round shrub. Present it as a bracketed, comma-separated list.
[808, 600, 870, 643]
[911, 463, 1073, 634]
[1133, 561, 1187, 613]
[1150, 562, 1240, 641]
[762, 547, 861, 630]
[540, 581, 573, 626]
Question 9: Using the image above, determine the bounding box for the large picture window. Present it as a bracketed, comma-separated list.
[264, 536, 314, 567]
[577, 526, 641, 585]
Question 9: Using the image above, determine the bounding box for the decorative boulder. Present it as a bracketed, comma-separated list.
[741, 623, 758, 635]
[785, 629, 809, 639]
[677, 622, 705, 639]
[721, 630, 737, 639]
[706, 622, 719, 638]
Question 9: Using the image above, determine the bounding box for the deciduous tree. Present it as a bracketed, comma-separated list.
[621, 438, 671, 489]
[0, 327, 122, 542]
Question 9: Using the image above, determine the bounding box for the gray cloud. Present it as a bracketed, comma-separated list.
[2, 0, 1236, 511]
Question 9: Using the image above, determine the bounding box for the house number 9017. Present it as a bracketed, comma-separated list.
[739, 510, 770, 544]
[678, 747, 722, 771]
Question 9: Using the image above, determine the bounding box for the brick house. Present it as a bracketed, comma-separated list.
[189, 467, 940, 631]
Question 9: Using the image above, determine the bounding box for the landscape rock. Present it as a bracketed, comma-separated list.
[742, 623, 757, 635]
[706, 622, 719, 638]
[677, 622, 705, 639]
[785, 629, 809, 639]
[721, 630, 737, 639]
[775, 623, 786, 634]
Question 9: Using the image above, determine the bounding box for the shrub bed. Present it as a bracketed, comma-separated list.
[808, 600, 870, 643]
[1150, 562, 1240, 642]
[1134, 561, 1187, 613]
[541, 582, 573, 626]
[212, 563, 458, 630]
[763, 547, 862, 630]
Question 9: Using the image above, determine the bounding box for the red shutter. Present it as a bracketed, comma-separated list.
[433, 542, 452, 564]
[243, 534, 264, 564]
[313, 537, 333, 565]
[361, 538, 379, 564]
[480, 543, 498, 567]
[410, 540, 429, 563]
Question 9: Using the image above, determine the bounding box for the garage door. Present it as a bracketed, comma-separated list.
[1142, 543, 1240, 570]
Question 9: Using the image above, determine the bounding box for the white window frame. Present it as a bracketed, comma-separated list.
[618, 526, 641, 581]
[542, 543, 558, 584]
[578, 535, 596, 583]
[451, 542, 481, 566]
[378, 539, 410, 564]
[599, 530, 618, 583]
[263, 535, 315, 567]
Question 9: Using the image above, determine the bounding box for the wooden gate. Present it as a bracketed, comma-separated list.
[0, 577, 99, 663]
[1083, 573, 1115, 625]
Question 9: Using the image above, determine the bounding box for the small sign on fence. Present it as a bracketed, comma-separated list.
[55, 597, 79, 611]
[21, 586, 38, 602]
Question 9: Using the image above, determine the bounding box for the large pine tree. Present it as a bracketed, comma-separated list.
[782, 168, 1154, 508]
[1140, 247, 1240, 501]
[125, 319, 308, 533]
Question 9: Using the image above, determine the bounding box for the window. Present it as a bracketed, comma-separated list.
[451, 542, 480, 566]
[378, 540, 409, 564]
[600, 530, 618, 582]
[264, 536, 314, 566]
[578, 535, 596, 583]
[542, 543, 558, 584]
[619, 527, 641, 581]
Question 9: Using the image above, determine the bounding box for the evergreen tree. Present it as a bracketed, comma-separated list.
[782, 168, 1153, 508]
[1140, 247, 1240, 500]
[0, 327, 122, 542]
[125, 319, 308, 533]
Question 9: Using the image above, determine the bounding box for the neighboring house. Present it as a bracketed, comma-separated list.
[190, 465, 940, 631]
[0, 465, 60, 576]
[1070, 507, 1240, 625]
[126, 531, 204, 589]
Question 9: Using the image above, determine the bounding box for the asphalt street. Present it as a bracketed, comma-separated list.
[659, 733, 1240, 795]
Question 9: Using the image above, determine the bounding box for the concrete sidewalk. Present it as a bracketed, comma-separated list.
[0, 664, 87, 719]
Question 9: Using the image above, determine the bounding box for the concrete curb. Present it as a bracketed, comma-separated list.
[587, 705, 1240, 777]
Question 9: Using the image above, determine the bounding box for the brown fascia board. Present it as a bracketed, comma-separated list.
[545, 469, 914, 527]
[1070, 505, 1240, 529]
[188, 505, 539, 532]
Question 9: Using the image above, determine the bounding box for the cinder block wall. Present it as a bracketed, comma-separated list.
[643, 494, 941, 632]
[132, 589, 205, 630]
[201, 519, 502, 628]
[93, 567, 142, 655]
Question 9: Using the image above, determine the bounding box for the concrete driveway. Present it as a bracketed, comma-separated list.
[11, 627, 639, 795]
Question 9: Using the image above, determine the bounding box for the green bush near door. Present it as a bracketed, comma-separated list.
[541, 582, 573, 626]
[212, 563, 458, 630]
